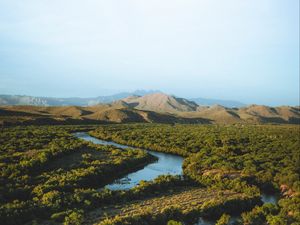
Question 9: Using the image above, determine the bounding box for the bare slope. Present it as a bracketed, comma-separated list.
[0, 98, 299, 125]
[0, 104, 207, 126]
[121, 93, 198, 113]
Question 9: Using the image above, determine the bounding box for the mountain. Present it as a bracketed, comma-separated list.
[120, 93, 198, 113]
[190, 97, 245, 107]
[179, 104, 299, 124]
[0, 90, 159, 106]
[0, 102, 299, 126]
[0, 103, 210, 126]
[90, 90, 160, 104]
[177, 105, 242, 124]
[238, 105, 300, 124]
[0, 91, 246, 107]
[0, 92, 299, 125]
[0, 95, 48, 106]
[1, 103, 298, 126]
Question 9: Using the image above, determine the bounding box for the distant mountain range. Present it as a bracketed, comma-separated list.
[190, 97, 245, 108]
[0, 92, 299, 126]
[0, 90, 245, 107]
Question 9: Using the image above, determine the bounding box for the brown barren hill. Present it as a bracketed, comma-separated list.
[179, 105, 241, 124]
[84, 108, 145, 123]
[121, 93, 198, 113]
[238, 105, 300, 123]
[0, 96, 299, 125]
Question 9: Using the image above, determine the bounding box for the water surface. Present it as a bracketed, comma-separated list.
[74, 132, 183, 190]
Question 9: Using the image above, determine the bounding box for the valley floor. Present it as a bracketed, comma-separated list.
[0, 123, 299, 225]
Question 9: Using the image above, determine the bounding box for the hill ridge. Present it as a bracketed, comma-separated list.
[0, 103, 299, 126]
[0, 91, 247, 108]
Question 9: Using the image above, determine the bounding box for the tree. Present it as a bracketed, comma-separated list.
[167, 220, 183, 225]
[216, 214, 230, 225]
[63, 210, 84, 225]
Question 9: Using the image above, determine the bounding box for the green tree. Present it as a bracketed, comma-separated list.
[167, 220, 183, 225]
[216, 214, 230, 225]
[63, 210, 84, 225]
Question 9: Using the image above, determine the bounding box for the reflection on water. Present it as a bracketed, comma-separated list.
[74, 132, 183, 190]
[261, 193, 279, 204]
[196, 218, 215, 225]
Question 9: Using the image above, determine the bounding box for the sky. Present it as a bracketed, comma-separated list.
[0, 0, 299, 106]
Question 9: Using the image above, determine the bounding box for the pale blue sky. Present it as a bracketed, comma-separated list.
[0, 0, 299, 105]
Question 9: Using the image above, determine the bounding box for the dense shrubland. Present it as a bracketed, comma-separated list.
[91, 124, 300, 224]
[0, 124, 299, 224]
[0, 125, 155, 225]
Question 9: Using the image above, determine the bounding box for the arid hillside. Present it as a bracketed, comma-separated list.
[121, 93, 198, 113]
[0, 95, 299, 126]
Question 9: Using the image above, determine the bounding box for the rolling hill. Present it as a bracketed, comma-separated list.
[0, 90, 246, 107]
[0, 92, 299, 126]
[0, 102, 210, 126]
[120, 93, 198, 113]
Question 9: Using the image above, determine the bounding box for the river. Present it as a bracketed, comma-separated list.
[74, 132, 183, 190]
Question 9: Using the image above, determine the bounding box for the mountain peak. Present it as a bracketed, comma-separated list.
[143, 92, 173, 100]
[121, 92, 198, 113]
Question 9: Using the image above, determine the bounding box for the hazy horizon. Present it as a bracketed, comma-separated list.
[0, 0, 299, 106]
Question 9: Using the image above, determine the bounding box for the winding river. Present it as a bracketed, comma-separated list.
[75, 132, 279, 224]
[74, 132, 183, 190]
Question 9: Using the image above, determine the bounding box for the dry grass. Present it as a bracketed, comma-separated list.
[85, 187, 244, 225]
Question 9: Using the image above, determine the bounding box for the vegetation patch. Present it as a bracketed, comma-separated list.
[0, 125, 154, 225]
[89, 187, 260, 225]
